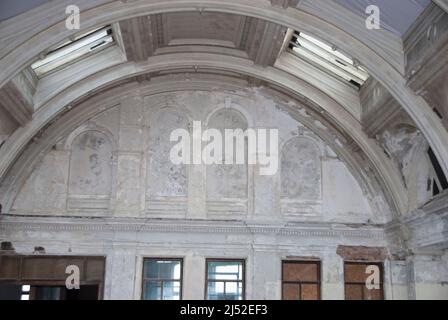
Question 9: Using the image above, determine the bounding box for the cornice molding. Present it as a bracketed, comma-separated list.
[0, 215, 386, 240]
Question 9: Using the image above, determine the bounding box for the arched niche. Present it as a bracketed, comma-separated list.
[206, 108, 249, 217]
[280, 136, 322, 215]
[146, 107, 189, 216]
[68, 129, 114, 211]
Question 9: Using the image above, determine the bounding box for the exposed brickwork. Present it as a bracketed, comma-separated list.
[336, 246, 388, 261]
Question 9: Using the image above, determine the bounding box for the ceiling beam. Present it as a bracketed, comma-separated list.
[118, 15, 162, 62]
[239, 18, 287, 67]
[0, 69, 35, 126]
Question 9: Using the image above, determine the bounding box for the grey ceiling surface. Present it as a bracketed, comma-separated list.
[334, 0, 431, 35]
[0, 0, 432, 36]
[0, 0, 51, 22]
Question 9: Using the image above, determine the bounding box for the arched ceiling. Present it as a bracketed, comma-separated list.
[0, 0, 447, 218]
[0, 0, 432, 32]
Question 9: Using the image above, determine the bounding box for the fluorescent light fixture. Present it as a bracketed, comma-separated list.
[289, 31, 369, 88]
[31, 26, 114, 77]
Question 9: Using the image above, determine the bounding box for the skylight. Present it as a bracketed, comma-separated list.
[288, 30, 369, 88]
[31, 26, 114, 77]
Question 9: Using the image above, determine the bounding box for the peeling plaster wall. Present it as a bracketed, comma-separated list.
[9, 89, 374, 223]
[12, 150, 69, 213]
[412, 253, 448, 300]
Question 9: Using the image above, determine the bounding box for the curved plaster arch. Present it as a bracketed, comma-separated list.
[0, 76, 396, 223]
[0, 53, 408, 215]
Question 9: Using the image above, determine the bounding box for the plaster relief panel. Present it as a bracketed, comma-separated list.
[11, 150, 69, 214]
[207, 108, 248, 217]
[68, 130, 113, 211]
[281, 137, 322, 216]
[146, 108, 188, 217]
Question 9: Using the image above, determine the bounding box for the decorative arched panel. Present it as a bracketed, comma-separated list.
[146, 108, 189, 217]
[68, 130, 114, 212]
[280, 137, 322, 216]
[206, 108, 248, 217]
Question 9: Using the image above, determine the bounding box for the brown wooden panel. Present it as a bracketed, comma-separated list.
[282, 283, 300, 300]
[21, 258, 56, 279]
[22, 257, 83, 280]
[345, 284, 363, 300]
[363, 287, 382, 300]
[283, 262, 318, 282]
[86, 258, 105, 282]
[344, 264, 369, 283]
[0, 256, 20, 280]
[301, 284, 319, 300]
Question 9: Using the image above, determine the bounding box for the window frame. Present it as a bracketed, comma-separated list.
[287, 30, 369, 88]
[30, 25, 114, 78]
[141, 257, 184, 301]
[343, 261, 384, 300]
[205, 258, 246, 301]
[281, 260, 321, 300]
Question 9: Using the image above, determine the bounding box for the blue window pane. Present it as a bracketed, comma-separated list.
[206, 281, 243, 300]
[207, 281, 224, 300]
[144, 260, 181, 280]
[207, 261, 243, 280]
[225, 282, 243, 300]
[143, 281, 161, 300]
[162, 281, 181, 300]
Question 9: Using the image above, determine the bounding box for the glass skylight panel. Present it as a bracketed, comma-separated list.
[289, 31, 369, 87]
[31, 26, 114, 77]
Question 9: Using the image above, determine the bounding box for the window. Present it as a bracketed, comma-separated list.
[428, 147, 448, 196]
[21, 285, 30, 300]
[344, 262, 383, 300]
[206, 259, 245, 300]
[142, 258, 182, 300]
[288, 30, 369, 88]
[31, 26, 114, 77]
[282, 261, 321, 300]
